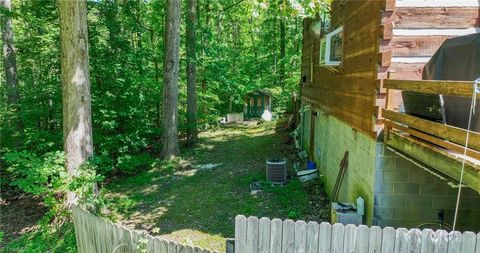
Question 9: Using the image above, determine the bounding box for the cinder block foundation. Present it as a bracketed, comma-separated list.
[300, 104, 480, 231]
[374, 144, 480, 231]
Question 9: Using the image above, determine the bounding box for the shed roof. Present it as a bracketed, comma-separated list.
[245, 89, 272, 97]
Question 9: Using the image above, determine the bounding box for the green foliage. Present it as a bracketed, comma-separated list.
[4, 151, 66, 196]
[0, 0, 331, 250]
[4, 222, 77, 253]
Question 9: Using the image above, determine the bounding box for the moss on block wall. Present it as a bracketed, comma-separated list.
[308, 109, 377, 225]
[373, 145, 480, 232]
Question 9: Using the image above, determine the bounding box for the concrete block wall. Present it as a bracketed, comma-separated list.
[301, 109, 312, 150]
[299, 103, 480, 231]
[373, 144, 480, 232]
[304, 109, 377, 225]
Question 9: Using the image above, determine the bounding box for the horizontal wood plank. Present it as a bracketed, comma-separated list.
[384, 119, 480, 160]
[381, 35, 452, 57]
[383, 109, 480, 151]
[387, 63, 424, 80]
[382, 7, 480, 29]
[385, 132, 480, 193]
[383, 79, 475, 97]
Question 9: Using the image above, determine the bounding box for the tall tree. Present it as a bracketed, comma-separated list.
[186, 0, 198, 146]
[279, 0, 286, 87]
[161, 0, 181, 159]
[58, 0, 93, 204]
[1, 0, 19, 105]
[1, 0, 20, 147]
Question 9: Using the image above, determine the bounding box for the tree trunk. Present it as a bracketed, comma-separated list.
[201, 1, 209, 115]
[58, 0, 94, 204]
[279, 2, 286, 87]
[161, 0, 181, 159]
[1, 0, 19, 105]
[186, 0, 198, 146]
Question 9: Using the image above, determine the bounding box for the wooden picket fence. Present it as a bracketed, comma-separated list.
[234, 215, 480, 253]
[72, 206, 219, 253]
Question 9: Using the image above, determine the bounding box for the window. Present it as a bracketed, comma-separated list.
[319, 26, 343, 66]
[319, 38, 326, 65]
[310, 45, 314, 83]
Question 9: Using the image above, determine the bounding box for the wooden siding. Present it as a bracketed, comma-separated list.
[378, 2, 480, 117]
[302, 1, 480, 135]
[380, 4, 480, 80]
[382, 7, 480, 29]
[301, 0, 384, 136]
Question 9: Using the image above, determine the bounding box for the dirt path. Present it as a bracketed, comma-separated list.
[103, 121, 330, 252]
[0, 193, 46, 247]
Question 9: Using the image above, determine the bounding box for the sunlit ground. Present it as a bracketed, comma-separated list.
[102, 120, 329, 252]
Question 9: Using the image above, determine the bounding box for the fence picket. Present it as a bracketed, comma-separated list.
[168, 240, 178, 253]
[182, 244, 194, 253]
[421, 229, 435, 253]
[72, 207, 82, 253]
[382, 227, 396, 253]
[433, 230, 448, 253]
[318, 222, 332, 253]
[87, 212, 98, 253]
[153, 237, 168, 253]
[131, 229, 142, 252]
[407, 229, 422, 253]
[343, 224, 357, 253]
[282, 219, 295, 253]
[331, 223, 345, 252]
[461, 232, 476, 253]
[246, 216, 260, 253]
[235, 215, 247, 253]
[258, 217, 271, 253]
[105, 221, 116, 252]
[193, 246, 203, 253]
[368, 226, 382, 253]
[447, 231, 462, 253]
[475, 232, 480, 253]
[355, 225, 369, 253]
[394, 228, 408, 253]
[73, 207, 480, 253]
[145, 234, 155, 253]
[270, 218, 283, 253]
[123, 225, 134, 253]
[294, 220, 307, 253]
[112, 223, 126, 253]
[305, 222, 319, 253]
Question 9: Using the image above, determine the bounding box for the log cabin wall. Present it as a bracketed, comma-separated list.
[301, 0, 385, 137]
[378, 0, 480, 111]
[300, 0, 480, 228]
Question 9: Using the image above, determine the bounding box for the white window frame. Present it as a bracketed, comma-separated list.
[319, 38, 326, 65]
[323, 26, 343, 66]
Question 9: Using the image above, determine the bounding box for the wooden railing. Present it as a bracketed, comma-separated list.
[382, 79, 480, 160]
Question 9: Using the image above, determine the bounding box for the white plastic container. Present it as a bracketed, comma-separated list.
[356, 196, 365, 216]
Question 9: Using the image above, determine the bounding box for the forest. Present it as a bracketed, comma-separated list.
[1, 0, 329, 252]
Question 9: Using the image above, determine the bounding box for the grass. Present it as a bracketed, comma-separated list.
[101, 121, 330, 252]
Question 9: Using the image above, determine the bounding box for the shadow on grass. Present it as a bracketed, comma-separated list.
[103, 121, 329, 250]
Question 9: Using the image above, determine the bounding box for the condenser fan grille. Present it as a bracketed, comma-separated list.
[266, 159, 287, 184]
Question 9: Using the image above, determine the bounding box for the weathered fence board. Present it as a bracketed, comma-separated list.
[73, 206, 216, 253]
[294, 221, 307, 253]
[318, 222, 332, 253]
[259, 217, 271, 253]
[305, 222, 319, 253]
[235, 215, 480, 253]
[74, 208, 480, 253]
[270, 218, 283, 253]
[462, 232, 477, 253]
[282, 219, 295, 253]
